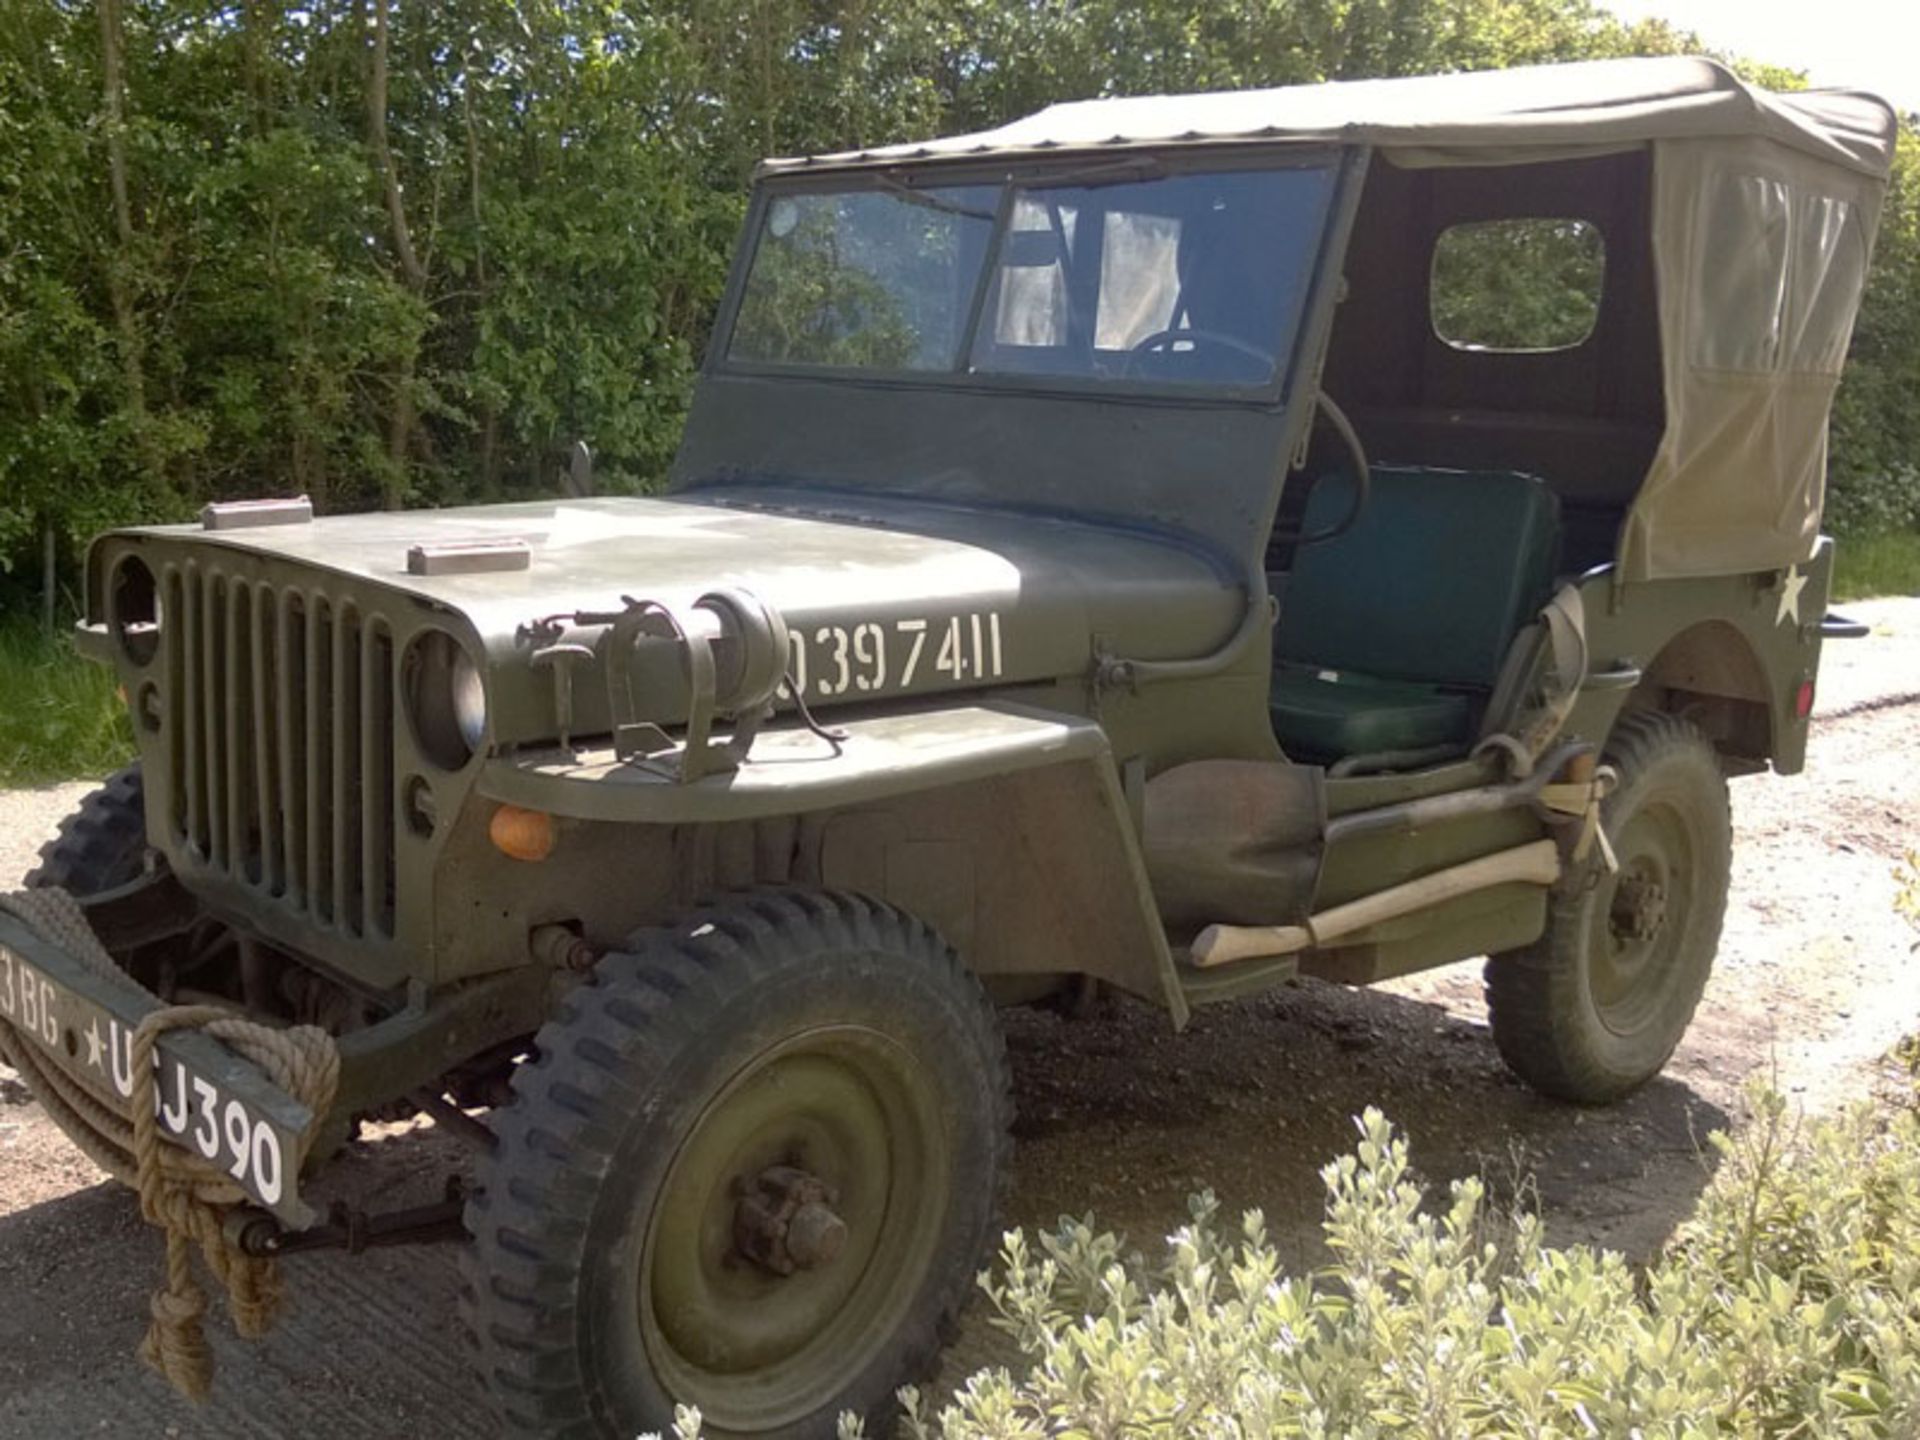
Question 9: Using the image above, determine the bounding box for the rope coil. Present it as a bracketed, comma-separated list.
[0, 887, 338, 1401]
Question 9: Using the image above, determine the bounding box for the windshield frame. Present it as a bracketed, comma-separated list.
[710, 145, 1351, 408]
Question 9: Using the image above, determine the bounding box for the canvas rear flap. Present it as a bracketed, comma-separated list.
[1622, 134, 1887, 581]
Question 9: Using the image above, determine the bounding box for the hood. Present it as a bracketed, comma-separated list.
[102, 486, 1243, 741]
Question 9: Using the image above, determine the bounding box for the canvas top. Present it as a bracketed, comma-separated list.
[761, 56, 1897, 180]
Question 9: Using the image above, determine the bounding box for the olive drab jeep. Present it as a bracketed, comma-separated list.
[0, 54, 1897, 1438]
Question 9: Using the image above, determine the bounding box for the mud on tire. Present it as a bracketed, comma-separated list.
[461, 888, 1013, 1439]
[1485, 712, 1732, 1104]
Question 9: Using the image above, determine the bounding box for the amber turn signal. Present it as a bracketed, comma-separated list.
[489, 804, 556, 862]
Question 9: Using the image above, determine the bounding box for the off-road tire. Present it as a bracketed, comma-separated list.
[25, 764, 148, 894]
[462, 888, 1013, 1439]
[1485, 712, 1731, 1103]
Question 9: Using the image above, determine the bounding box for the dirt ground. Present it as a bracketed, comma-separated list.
[3, 598, 1916, 1438]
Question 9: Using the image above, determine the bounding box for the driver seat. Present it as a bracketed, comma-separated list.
[1269, 465, 1560, 766]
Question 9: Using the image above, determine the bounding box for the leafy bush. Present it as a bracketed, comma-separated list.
[0, 619, 133, 787]
[1826, 463, 1920, 540]
[655, 1086, 1920, 1439]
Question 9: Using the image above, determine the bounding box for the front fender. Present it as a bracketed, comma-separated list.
[478, 699, 1108, 823]
[475, 700, 1186, 1021]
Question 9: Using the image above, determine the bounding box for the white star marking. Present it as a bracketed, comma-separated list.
[1775, 565, 1808, 628]
[84, 1018, 105, 1071]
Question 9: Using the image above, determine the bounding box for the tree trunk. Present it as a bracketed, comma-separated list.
[242, 0, 273, 133]
[42, 519, 57, 635]
[366, 0, 424, 507]
[461, 43, 500, 493]
[97, 0, 155, 484]
[366, 0, 426, 291]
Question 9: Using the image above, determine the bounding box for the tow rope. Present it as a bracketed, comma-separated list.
[0, 888, 339, 1402]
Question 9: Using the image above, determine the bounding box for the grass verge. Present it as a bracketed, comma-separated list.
[1833, 529, 1920, 601]
[0, 617, 134, 787]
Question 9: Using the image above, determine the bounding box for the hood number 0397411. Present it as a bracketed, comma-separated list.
[789, 611, 1004, 699]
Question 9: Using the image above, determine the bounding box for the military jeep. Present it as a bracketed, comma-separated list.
[0, 55, 1896, 1438]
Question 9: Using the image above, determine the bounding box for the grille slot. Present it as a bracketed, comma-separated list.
[164, 562, 397, 940]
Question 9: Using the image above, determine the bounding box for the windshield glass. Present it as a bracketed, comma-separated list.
[728, 186, 997, 370]
[726, 161, 1337, 390]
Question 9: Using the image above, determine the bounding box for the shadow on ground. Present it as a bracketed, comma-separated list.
[1002, 972, 1728, 1268]
[0, 970, 1725, 1439]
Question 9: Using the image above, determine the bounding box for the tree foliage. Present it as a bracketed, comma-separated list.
[1, 0, 1915, 599]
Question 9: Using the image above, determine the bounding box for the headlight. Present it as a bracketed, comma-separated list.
[109, 554, 160, 667]
[452, 646, 487, 751]
[405, 630, 484, 770]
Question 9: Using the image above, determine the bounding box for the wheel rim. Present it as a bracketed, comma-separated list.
[639, 1024, 945, 1432]
[1584, 789, 1698, 1037]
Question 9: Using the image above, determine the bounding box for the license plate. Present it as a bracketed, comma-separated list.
[0, 933, 315, 1227]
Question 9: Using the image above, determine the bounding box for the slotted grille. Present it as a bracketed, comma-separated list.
[163, 561, 397, 940]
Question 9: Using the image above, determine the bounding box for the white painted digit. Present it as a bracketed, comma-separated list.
[224, 1101, 252, 1182]
[251, 1124, 284, 1206]
[192, 1078, 220, 1158]
[989, 612, 1003, 676]
[852, 623, 886, 691]
[896, 619, 928, 685]
[970, 613, 985, 679]
[936, 617, 963, 679]
[788, 629, 808, 697]
[815, 626, 851, 696]
[0, 951, 14, 1018]
[17, 969, 36, 1035]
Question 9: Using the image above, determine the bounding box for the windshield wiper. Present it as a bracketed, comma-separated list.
[872, 173, 997, 221]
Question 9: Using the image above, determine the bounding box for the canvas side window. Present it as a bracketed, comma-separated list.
[1690, 173, 1791, 371]
[1784, 193, 1864, 376]
[992, 197, 1078, 347]
[1690, 175, 1863, 375]
[1430, 218, 1605, 352]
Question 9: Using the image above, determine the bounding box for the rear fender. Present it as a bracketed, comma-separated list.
[1566, 540, 1831, 773]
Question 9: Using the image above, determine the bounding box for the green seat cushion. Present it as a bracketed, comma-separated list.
[1268, 464, 1559, 763]
[1268, 665, 1474, 763]
[1275, 466, 1560, 690]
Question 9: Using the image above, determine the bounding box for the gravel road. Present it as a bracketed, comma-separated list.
[3, 598, 1916, 1438]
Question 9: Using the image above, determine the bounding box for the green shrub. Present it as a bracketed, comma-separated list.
[1827, 464, 1920, 541]
[0, 618, 134, 786]
[655, 1086, 1920, 1439]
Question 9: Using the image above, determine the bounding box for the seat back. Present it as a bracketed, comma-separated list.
[1274, 466, 1560, 690]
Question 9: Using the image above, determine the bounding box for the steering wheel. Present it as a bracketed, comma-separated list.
[1122, 326, 1275, 379]
[1273, 392, 1371, 547]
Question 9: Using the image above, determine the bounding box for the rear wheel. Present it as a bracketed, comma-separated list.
[463, 889, 1011, 1438]
[1485, 712, 1731, 1103]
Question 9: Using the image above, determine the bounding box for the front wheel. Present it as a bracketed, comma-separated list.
[1485, 712, 1731, 1103]
[463, 889, 1012, 1438]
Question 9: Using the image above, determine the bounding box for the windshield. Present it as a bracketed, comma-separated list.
[725, 161, 1337, 390]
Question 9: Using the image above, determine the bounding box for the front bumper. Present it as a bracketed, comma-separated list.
[0, 912, 319, 1228]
